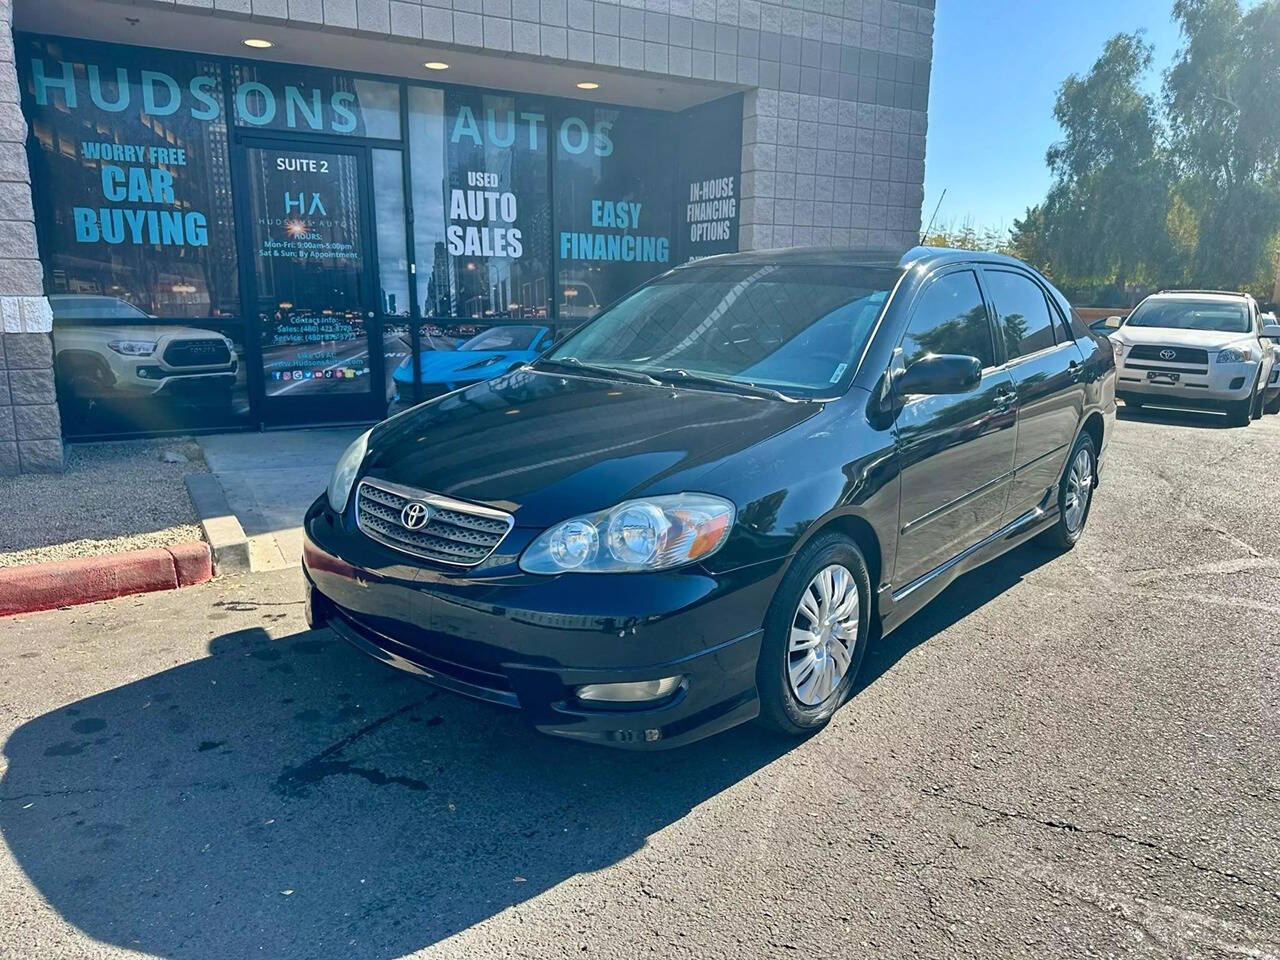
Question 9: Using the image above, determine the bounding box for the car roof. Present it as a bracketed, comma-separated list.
[1148, 290, 1253, 302]
[671, 245, 1037, 273]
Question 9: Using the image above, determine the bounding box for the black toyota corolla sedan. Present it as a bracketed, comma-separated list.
[303, 247, 1116, 749]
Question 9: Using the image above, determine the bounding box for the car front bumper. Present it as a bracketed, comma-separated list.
[1116, 356, 1259, 404]
[301, 497, 781, 749]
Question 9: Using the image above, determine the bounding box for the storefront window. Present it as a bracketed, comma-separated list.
[553, 105, 674, 320]
[428, 89, 551, 319]
[407, 85, 449, 318]
[229, 63, 400, 140]
[20, 36, 239, 318]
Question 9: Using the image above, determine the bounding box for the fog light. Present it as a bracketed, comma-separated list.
[1229, 376, 1245, 390]
[576, 676, 682, 703]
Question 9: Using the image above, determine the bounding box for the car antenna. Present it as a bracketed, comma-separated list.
[921, 188, 946, 241]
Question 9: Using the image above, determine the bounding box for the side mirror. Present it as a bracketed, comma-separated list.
[1104, 315, 1123, 329]
[1261, 323, 1280, 339]
[896, 354, 982, 397]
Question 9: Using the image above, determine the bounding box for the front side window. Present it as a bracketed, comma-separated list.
[544, 263, 899, 397]
[985, 270, 1057, 359]
[901, 271, 995, 369]
[1126, 298, 1250, 334]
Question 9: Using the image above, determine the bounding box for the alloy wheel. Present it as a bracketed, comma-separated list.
[1063, 447, 1093, 533]
[788, 564, 860, 706]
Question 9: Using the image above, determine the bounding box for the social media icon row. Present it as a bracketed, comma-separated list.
[272, 367, 360, 381]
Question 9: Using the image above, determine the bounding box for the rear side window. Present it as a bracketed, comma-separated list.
[985, 270, 1058, 360]
[901, 270, 995, 369]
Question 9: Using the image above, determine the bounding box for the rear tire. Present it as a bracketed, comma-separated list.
[755, 533, 871, 737]
[1265, 392, 1280, 415]
[1038, 432, 1097, 552]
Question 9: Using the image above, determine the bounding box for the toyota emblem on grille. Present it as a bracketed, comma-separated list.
[1159, 349, 1176, 360]
[400, 501, 432, 530]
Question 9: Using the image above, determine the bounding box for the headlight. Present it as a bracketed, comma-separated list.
[1216, 347, 1250, 363]
[223, 337, 236, 353]
[326, 429, 371, 515]
[108, 339, 157, 356]
[519, 494, 735, 574]
[1110, 338, 1125, 359]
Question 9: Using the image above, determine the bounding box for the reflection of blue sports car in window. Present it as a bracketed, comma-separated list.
[393, 325, 554, 400]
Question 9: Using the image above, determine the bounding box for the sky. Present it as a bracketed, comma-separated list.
[922, 0, 1183, 234]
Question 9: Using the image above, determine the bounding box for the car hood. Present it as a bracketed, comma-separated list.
[54, 324, 224, 340]
[415, 350, 519, 379]
[1116, 326, 1253, 350]
[365, 369, 820, 525]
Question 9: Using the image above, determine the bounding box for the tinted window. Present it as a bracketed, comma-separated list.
[901, 271, 994, 369]
[547, 263, 898, 396]
[986, 270, 1057, 359]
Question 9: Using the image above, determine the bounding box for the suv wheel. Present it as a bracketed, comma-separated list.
[755, 533, 871, 737]
[1039, 433, 1097, 552]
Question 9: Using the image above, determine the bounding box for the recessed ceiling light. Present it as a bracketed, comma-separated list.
[242, 38, 275, 49]
[576, 81, 600, 90]
[424, 61, 450, 70]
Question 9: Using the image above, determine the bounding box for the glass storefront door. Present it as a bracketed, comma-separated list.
[239, 139, 385, 425]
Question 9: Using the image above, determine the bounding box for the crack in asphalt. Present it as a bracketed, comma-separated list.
[275, 699, 431, 796]
[924, 789, 1275, 897]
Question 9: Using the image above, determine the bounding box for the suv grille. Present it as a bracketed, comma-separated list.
[355, 478, 513, 567]
[164, 338, 232, 368]
[1127, 344, 1209, 366]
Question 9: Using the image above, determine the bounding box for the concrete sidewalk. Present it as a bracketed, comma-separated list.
[197, 427, 361, 570]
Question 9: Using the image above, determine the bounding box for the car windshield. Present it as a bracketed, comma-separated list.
[460, 326, 541, 351]
[542, 263, 900, 398]
[1126, 298, 1249, 334]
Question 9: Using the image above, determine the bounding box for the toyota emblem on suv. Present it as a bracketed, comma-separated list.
[1159, 349, 1176, 360]
[401, 501, 432, 530]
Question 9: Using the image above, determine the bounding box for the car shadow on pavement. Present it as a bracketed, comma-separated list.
[0, 625, 793, 959]
[854, 541, 1061, 696]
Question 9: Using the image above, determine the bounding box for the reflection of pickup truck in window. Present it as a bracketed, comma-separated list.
[49, 296, 238, 407]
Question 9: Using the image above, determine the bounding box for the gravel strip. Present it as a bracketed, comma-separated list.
[0, 438, 209, 569]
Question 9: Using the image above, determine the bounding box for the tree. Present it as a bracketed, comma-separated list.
[1039, 32, 1173, 296]
[1163, 0, 1280, 293]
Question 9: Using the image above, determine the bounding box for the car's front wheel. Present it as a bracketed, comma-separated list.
[755, 533, 871, 737]
[1038, 432, 1097, 551]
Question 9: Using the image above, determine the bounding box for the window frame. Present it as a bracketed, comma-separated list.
[897, 264, 1000, 373]
[978, 266, 1065, 367]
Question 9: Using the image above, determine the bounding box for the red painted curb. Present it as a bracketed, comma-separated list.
[0, 542, 213, 617]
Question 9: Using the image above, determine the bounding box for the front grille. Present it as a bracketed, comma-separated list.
[163, 338, 232, 368]
[355, 478, 513, 567]
[1127, 344, 1209, 366]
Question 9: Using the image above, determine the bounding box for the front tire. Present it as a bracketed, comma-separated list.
[755, 533, 871, 737]
[1038, 432, 1097, 552]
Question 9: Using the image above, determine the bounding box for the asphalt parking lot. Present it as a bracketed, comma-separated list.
[1, 404, 1278, 960]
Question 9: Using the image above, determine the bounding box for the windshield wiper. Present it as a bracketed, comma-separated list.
[537, 356, 662, 386]
[652, 368, 803, 403]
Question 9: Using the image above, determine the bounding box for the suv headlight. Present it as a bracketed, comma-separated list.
[1110, 338, 1125, 359]
[519, 494, 735, 574]
[1216, 347, 1250, 363]
[108, 339, 157, 356]
[326, 429, 371, 515]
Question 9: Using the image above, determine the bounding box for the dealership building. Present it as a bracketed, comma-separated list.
[0, 0, 933, 471]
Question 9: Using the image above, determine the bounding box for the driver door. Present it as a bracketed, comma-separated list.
[892, 267, 1018, 588]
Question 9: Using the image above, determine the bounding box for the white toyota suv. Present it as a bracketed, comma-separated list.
[1108, 291, 1280, 426]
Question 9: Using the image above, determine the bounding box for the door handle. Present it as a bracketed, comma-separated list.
[993, 387, 1016, 411]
